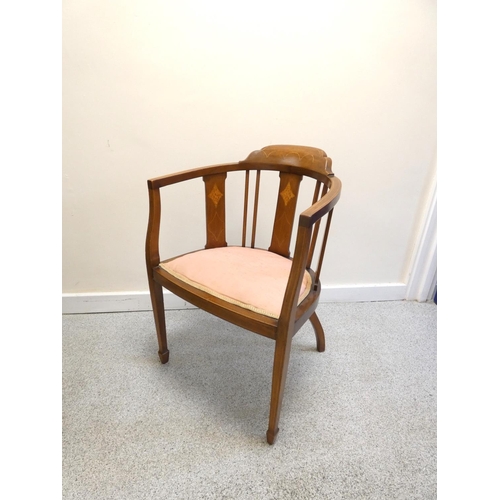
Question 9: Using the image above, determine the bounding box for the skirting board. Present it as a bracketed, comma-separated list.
[62, 283, 407, 314]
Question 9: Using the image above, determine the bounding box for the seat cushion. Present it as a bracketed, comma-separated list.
[159, 246, 312, 319]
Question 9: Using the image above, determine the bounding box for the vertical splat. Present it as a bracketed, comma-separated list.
[203, 173, 227, 249]
[269, 173, 303, 257]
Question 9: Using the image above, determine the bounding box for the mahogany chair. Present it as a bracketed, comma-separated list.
[145, 145, 341, 444]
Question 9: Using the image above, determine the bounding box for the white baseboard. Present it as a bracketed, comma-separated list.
[320, 283, 407, 303]
[62, 283, 407, 314]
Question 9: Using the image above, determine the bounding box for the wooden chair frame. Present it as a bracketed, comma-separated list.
[145, 145, 341, 444]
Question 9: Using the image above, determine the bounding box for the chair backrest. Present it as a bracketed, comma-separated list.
[200, 145, 337, 288]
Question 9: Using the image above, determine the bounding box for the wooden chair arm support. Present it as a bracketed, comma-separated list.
[279, 177, 341, 322]
[279, 224, 313, 324]
[146, 163, 239, 269]
[146, 164, 234, 267]
[145, 185, 162, 270]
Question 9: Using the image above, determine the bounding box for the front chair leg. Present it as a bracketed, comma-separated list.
[309, 312, 325, 352]
[148, 279, 170, 364]
[267, 329, 293, 444]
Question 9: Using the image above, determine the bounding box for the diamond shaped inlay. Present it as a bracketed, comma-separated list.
[208, 184, 223, 207]
[280, 182, 295, 206]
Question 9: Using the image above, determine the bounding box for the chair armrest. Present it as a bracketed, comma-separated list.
[279, 176, 342, 322]
[148, 163, 240, 189]
[299, 176, 342, 228]
[146, 162, 240, 270]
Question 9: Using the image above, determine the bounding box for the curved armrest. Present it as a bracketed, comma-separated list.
[299, 176, 342, 228]
[148, 163, 240, 189]
[147, 165, 342, 322]
[146, 162, 239, 271]
[280, 176, 342, 323]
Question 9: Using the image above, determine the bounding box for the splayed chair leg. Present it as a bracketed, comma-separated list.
[267, 328, 293, 444]
[149, 279, 170, 363]
[309, 312, 325, 352]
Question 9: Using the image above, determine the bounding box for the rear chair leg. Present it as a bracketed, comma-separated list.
[149, 279, 169, 363]
[309, 312, 325, 352]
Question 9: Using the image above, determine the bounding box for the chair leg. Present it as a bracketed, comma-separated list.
[309, 312, 325, 352]
[266, 329, 293, 444]
[148, 279, 170, 364]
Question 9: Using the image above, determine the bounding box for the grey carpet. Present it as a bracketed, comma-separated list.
[62, 301, 436, 500]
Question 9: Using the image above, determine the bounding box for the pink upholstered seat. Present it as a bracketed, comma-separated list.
[160, 246, 312, 319]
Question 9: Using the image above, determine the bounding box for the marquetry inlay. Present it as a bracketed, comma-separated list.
[209, 184, 223, 207]
[280, 182, 295, 206]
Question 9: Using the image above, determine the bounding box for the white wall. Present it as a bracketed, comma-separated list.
[62, 0, 436, 303]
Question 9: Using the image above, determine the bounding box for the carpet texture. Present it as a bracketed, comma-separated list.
[62, 301, 436, 499]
